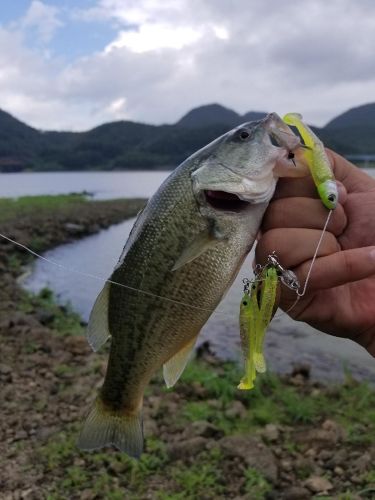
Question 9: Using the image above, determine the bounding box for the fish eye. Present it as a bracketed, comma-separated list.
[239, 130, 250, 140]
[242, 301, 248, 306]
[328, 194, 336, 202]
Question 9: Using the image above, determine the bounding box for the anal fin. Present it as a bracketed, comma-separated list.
[86, 282, 111, 352]
[163, 337, 197, 388]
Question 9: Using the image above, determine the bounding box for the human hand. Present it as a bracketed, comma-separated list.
[256, 150, 375, 357]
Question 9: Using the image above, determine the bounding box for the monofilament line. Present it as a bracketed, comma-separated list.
[285, 209, 333, 314]
[0, 232, 219, 313]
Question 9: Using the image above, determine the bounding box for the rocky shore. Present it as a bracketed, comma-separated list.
[0, 196, 374, 499]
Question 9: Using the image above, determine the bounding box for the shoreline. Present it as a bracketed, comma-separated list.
[0, 195, 374, 498]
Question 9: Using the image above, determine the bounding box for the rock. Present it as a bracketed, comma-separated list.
[143, 418, 158, 437]
[261, 424, 280, 442]
[183, 420, 224, 439]
[291, 363, 311, 379]
[352, 452, 371, 473]
[282, 486, 311, 499]
[35, 309, 55, 326]
[191, 381, 208, 398]
[305, 476, 333, 493]
[334, 466, 344, 476]
[64, 222, 85, 234]
[326, 448, 348, 468]
[195, 341, 219, 364]
[13, 430, 28, 441]
[0, 363, 12, 374]
[280, 459, 293, 472]
[219, 435, 278, 483]
[64, 336, 89, 355]
[224, 401, 247, 419]
[289, 374, 305, 386]
[294, 420, 345, 449]
[168, 437, 208, 460]
[317, 449, 333, 461]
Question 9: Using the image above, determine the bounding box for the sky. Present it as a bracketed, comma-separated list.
[0, 0, 374, 131]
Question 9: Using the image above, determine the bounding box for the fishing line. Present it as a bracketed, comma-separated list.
[283, 209, 333, 315]
[0, 231, 222, 314]
[0, 209, 332, 317]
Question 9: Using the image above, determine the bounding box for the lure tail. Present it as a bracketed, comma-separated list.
[77, 397, 144, 458]
[254, 267, 278, 374]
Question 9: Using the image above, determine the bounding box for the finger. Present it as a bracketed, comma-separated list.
[256, 228, 340, 269]
[273, 176, 347, 203]
[273, 176, 318, 200]
[327, 149, 375, 194]
[262, 198, 347, 236]
[297, 246, 375, 292]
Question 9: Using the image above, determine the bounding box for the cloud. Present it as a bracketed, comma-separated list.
[1, 0, 375, 130]
[13, 0, 63, 44]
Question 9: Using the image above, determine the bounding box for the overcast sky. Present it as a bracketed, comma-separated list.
[0, 0, 374, 131]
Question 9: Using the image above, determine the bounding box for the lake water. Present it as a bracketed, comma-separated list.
[2, 170, 374, 382]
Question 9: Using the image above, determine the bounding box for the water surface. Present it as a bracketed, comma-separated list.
[4, 168, 373, 382]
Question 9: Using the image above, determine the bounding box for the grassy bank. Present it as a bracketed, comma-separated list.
[0, 195, 374, 499]
[0, 194, 88, 223]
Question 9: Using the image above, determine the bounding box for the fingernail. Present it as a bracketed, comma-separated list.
[336, 181, 347, 204]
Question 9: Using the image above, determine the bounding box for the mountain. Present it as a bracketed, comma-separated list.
[0, 110, 40, 171]
[0, 104, 374, 172]
[177, 103, 267, 128]
[177, 104, 241, 128]
[325, 103, 375, 129]
[241, 111, 267, 122]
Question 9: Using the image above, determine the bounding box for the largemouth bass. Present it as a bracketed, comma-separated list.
[78, 113, 302, 457]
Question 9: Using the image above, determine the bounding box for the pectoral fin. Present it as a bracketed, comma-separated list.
[163, 337, 197, 388]
[172, 226, 225, 271]
[86, 282, 111, 352]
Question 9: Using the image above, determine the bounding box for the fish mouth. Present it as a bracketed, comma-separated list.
[204, 190, 250, 212]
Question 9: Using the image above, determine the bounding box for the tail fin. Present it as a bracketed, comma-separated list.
[77, 398, 143, 458]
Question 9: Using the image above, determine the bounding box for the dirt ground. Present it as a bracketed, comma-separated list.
[0, 198, 374, 499]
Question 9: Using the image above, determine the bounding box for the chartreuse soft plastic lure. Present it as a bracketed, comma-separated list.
[283, 113, 338, 210]
[238, 285, 259, 390]
[254, 266, 278, 374]
[238, 266, 279, 390]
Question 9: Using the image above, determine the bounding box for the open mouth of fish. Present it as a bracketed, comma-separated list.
[204, 190, 250, 212]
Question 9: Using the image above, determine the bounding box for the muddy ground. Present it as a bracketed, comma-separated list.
[0, 198, 374, 499]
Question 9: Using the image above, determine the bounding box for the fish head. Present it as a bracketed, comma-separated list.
[192, 113, 304, 214]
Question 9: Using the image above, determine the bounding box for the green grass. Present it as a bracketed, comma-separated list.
[20, 287, 84, 337]
[171, 448, 224, 499]
[0, 194, 87, 223]
[244, 468, 272, 499]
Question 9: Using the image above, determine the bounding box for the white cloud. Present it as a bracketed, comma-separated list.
[14, 0, 63, 44]
[105, 24, 203, 53]
[1, 0, 375, 131]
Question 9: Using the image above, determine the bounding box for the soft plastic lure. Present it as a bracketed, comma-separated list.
[238, 285, 259, 390]
[238, 266, 279, 390]
[254, 266, 278, 374]
[283, 113, 338, 210]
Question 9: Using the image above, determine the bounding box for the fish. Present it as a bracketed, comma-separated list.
[77, 114, 304, 457]
[283, 113, 338, 209]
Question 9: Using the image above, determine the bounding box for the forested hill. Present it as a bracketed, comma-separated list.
[0, 103, 374, 172]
